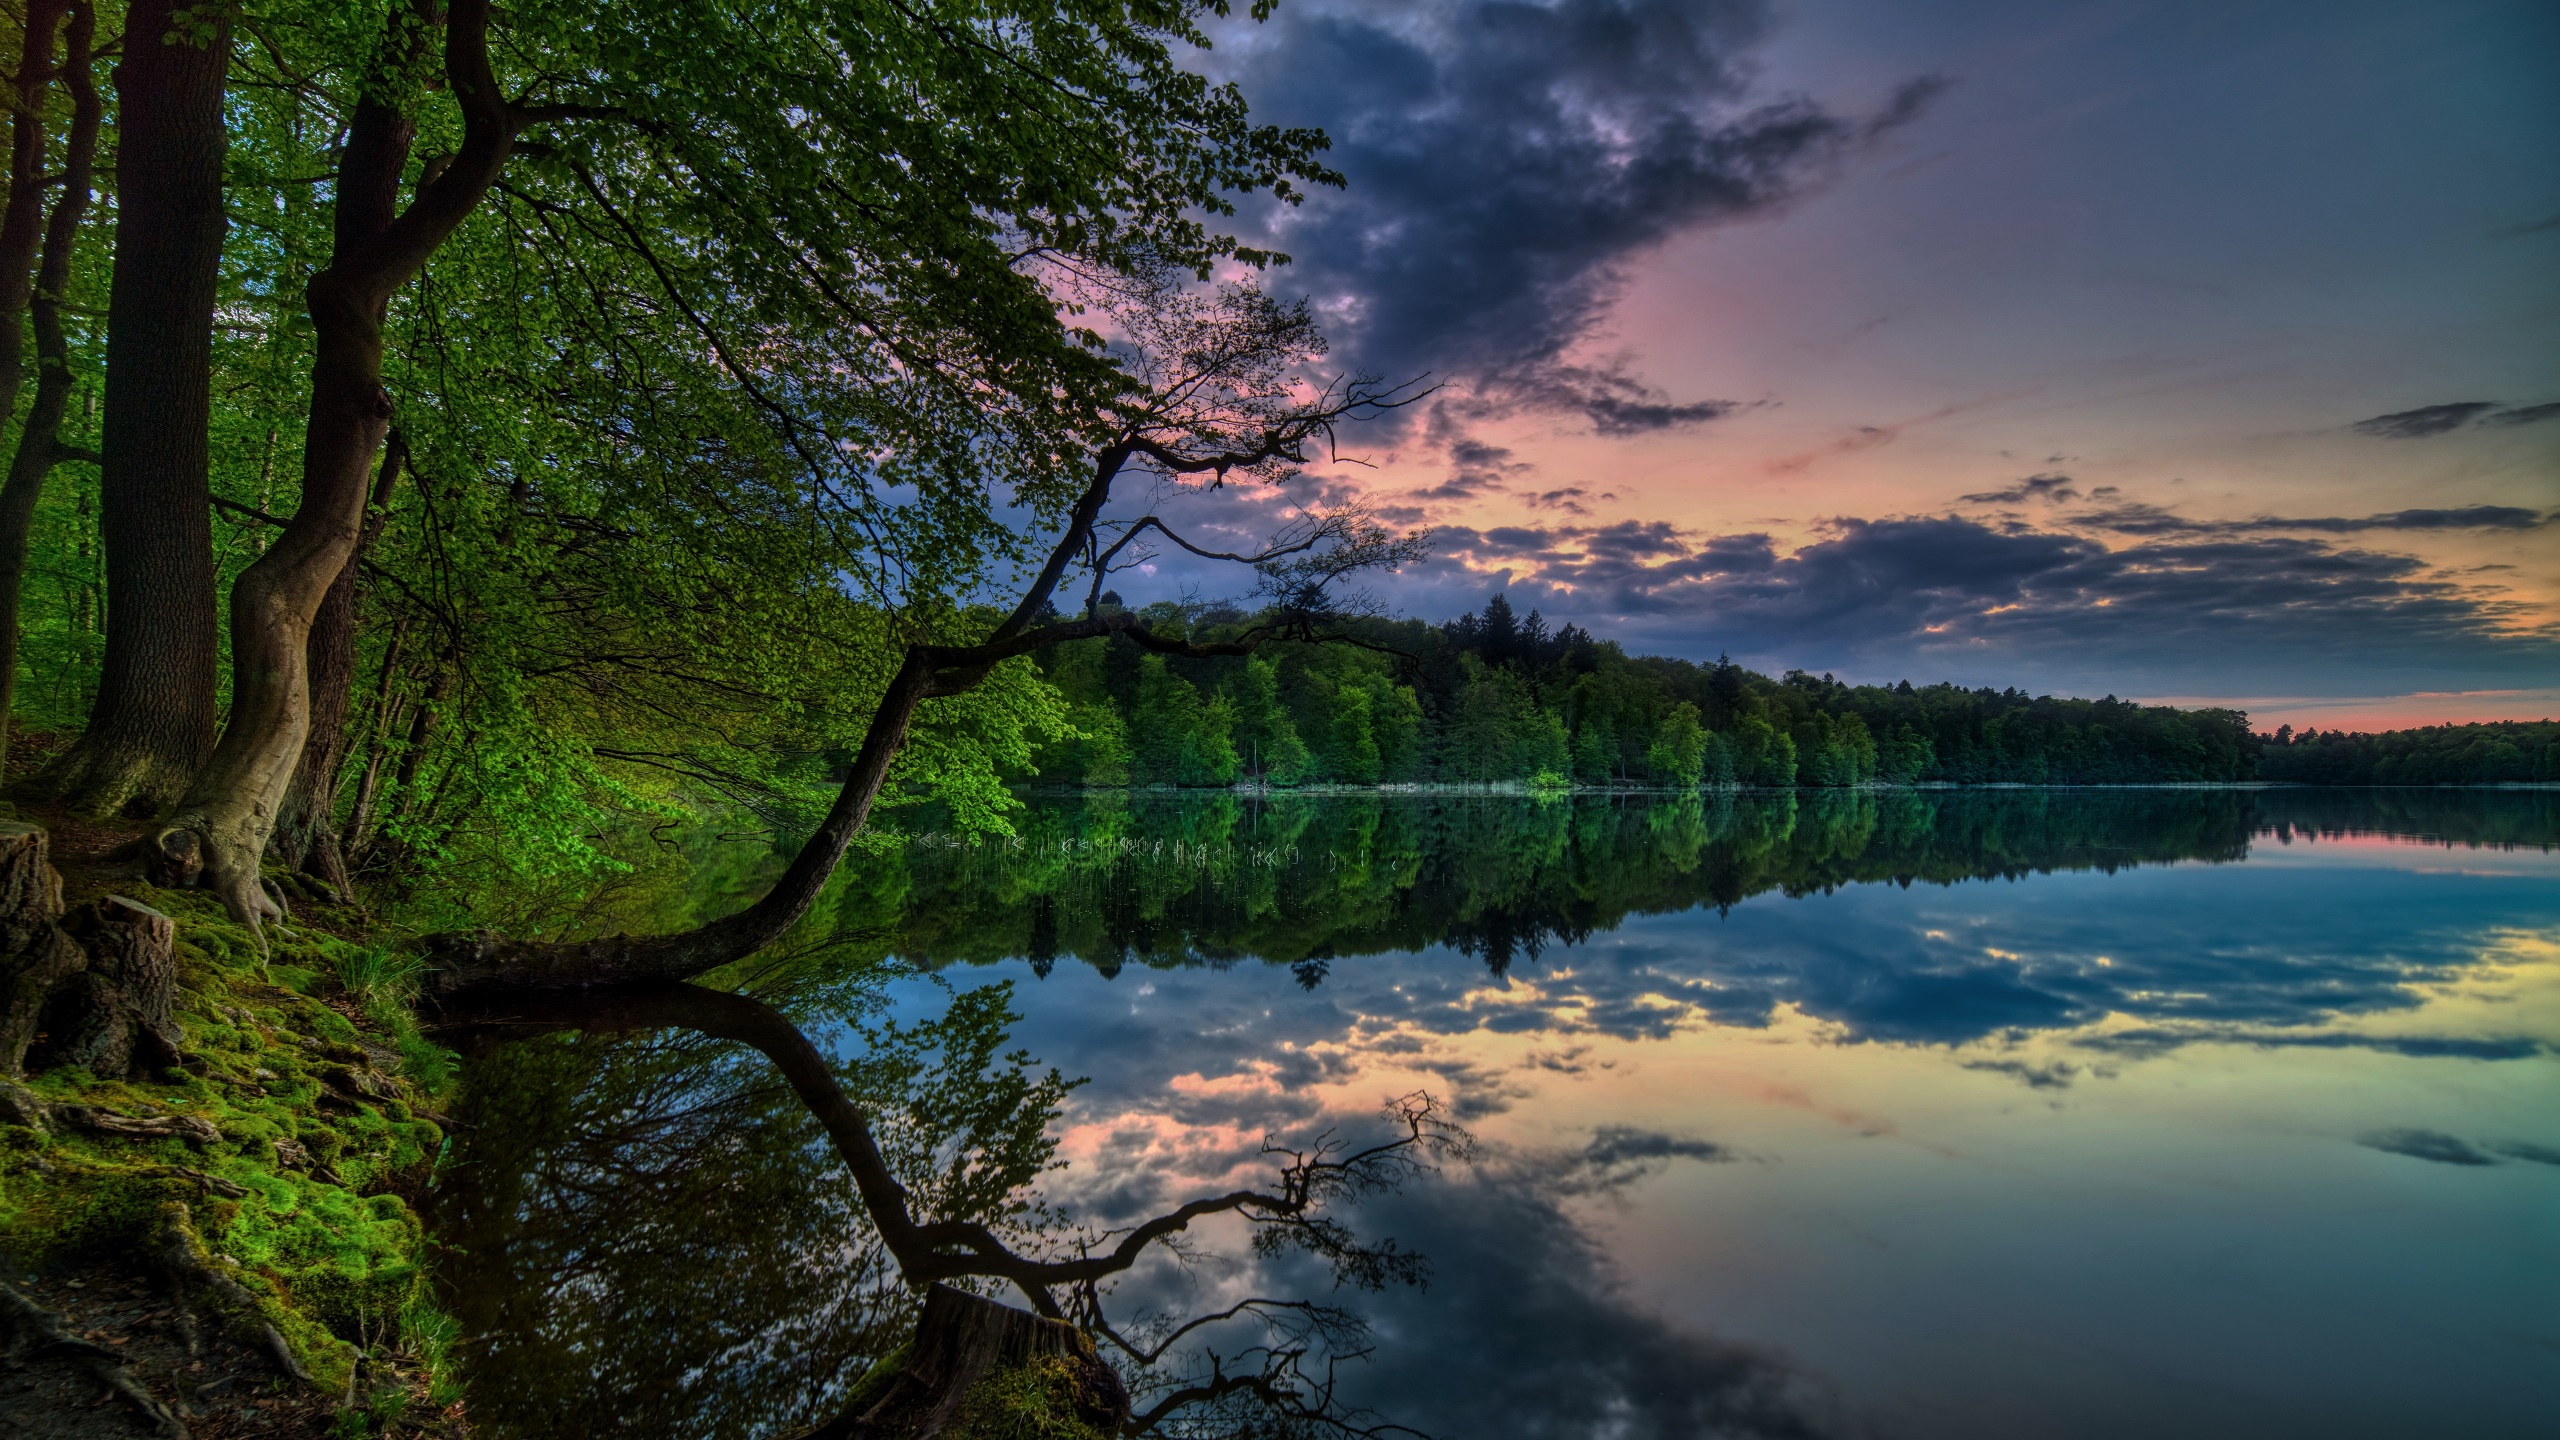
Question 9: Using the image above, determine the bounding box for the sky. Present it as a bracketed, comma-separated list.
[1108, 0, 2560, 729]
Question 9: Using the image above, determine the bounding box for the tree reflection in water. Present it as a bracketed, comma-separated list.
[890, 788, 2554, 983]
[433, 973, 1464, 1439]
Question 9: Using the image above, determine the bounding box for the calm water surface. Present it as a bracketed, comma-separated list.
[438, 791, 2560, 1439]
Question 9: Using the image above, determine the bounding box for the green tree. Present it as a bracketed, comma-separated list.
[1229, 656, 1310, 784]
[1573, 718, 1614, 782]
[1372, 680, 1423, 781]
[1133, 655, 1203, 785]
[1646, 702, 1708, 788]
[1322, 682, 1381, 784]
[1181, 689, 1242, 786]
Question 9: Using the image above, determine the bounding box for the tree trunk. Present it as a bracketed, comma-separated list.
[341, 622, 413, 866]
[0, 2, 100, 776]
[162, 0, 520, 929]
[0, 0, 71, 428]
[33, 0, 228, 819]
[273, 432, 404, 901]
[796, 1285, 1127, 1440]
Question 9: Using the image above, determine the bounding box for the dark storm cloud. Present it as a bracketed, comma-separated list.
[1238, 0, 1940, 430]
[2357, 1128, 2498, 1166]
[2351, 402, 2499, 438]
[2487, 1140, 2560, 1167]
[1418, 513, 2560, 691]
[2067, 502, 2550, 536]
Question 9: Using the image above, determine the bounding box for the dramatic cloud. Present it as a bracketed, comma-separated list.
[2351, 402, 2498, 438]
[2357, 1128, 2498, 1166]
[1234, 0, 1940, 431]
[1419, 513, 2560, 694]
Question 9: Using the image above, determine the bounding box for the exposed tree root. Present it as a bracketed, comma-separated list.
[0, 1276, 192, 1437]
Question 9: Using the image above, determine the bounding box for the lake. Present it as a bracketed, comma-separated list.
[432, 789, 2560, 1439]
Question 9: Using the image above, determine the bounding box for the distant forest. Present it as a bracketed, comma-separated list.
[1029, 594, 2554, 790]
[2259, 720, 2560, 785]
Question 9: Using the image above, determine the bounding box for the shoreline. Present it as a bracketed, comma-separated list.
[1014, 780, 2560, 797]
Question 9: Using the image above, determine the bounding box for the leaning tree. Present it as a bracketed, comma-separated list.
[420, 270, 1429, 1006]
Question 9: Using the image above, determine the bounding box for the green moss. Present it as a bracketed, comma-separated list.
[0, 885, 460, 1417]
[947, 1357, 1115, 1440]
[840, 1339, 914, 1416]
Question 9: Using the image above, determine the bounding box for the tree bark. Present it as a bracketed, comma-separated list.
[0, 0, 71, 428]
[0, 821, 77, 1074]
[33, 0, 229, 819]
[163, 0, 522, 929]
[0, 1, 100, 775]
[273, 432, 405, 900]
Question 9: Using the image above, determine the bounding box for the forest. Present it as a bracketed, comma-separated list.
[2258, 720, 2560, 785]
[1031, 592, 2263, 790]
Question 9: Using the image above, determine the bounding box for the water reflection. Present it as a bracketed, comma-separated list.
[437, 791, 2560, 1439]
[430, 1004, 908, 1438]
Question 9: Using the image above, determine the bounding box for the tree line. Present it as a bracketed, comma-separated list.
[2259, 720, 2560, 785]
[1028, 592, 2262, 789]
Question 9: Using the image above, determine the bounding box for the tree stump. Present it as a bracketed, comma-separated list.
[815, 1285, 1128, 1440]
[1, 826, 186, 1080]
[45, 896, 185, 1077]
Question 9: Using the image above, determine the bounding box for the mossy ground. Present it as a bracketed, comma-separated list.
[2, 874, 465, 1432]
